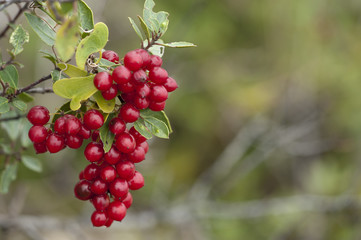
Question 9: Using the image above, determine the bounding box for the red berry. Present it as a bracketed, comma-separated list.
[28, 125, 48, 143]
[102, 84, 118, 100]
[33, 142, 47, 154]
[132, 69, 148, 85]
[139, 141, 149, 153]
[109, 178, 129, 199]
[92, 194, 110, 211]
[100, 166, 117, 183]
[105, 218, 113, 228]
[91, 210, 108, 227]
[164, 77, 178, 92]
[83, 163, 100, 181]
[128, 171, 144, 190]
[94, 72, 113, 91]
[78, 125, 91, 139]
[46, 133, 65, 153]
[117, 81, 135, 93]
[115, 133, 136, 154]
[119, 103, 139, 123]
[91, 178, 108, 195]
[74, 180, 92, 200]
[149, 67, 168, 84]
[133, 96, 150, 110]
[149, 100, 166, 111]
[84, 142, 104, 162]
[65, 116, 81, 135]
[120, 92, 136, 103]
[79, 170, 84, 180]
[104, 146, 121, 165]
[102, 50, 119, 63]
[54, 116, 67, 134]
[84, 110, 104, 130]
[150, 85, 168, 102]
[109, 118, 126, 135]
[135, 83, 151, 98]
[128, 146, 146, 163]
[129, 126, 147, 144]
[112, 66, 132, 84]
[124, 50, 143, 71]
[107, 201, 127, 222]
[147, 55, 163, 69]
[27, 106, 50, 126]
[116, 160, 135, 180]
[121, 192, 133, 208]
[135, 49, 151, 68]
[66, 135, 83, 149]
[92, 130, 100, 142]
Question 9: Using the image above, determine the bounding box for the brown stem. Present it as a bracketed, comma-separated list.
[16, 74, 52, 96]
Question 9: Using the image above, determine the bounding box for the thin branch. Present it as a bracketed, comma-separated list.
[25, 87, 53, 94]
[16, 74, 52, 95]
[0, 3, 29, 38]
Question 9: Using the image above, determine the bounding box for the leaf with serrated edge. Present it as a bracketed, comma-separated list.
[0, 162, 18, 194]
[75, 22, 108, 70]
[128, 17, 144, 41]
[53, 75, 97, 110]
[134, 119, 152, 139]
[0, 65, 18, 89]
[99, 113, 116, 152]
[55, 16, 80, 61]
[93, 91, 115, 113]
[12, 100, 27, 112]
[159, 41, 197, 48]
[57, 63, 88, 77]
[25, 13, 56, 46]
[77, 0, 94, 31]
[140, 109, 172, 133]
[22, 156, 42, 172]
[9, 25, 29, 55]
[144, 117, 169, 139]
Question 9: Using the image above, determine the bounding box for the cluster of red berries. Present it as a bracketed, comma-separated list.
[26, 48, 178, 227]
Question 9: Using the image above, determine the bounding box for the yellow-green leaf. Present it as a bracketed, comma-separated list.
[93, 91, 115, 113]
[55, 16, 80, 61]
[57, 63, 88, 77]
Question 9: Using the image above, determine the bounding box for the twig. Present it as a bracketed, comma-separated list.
[16, 74, 52, 95]
[25, 87, 53, 94]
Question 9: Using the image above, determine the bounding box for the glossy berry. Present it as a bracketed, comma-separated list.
[84, 142, 104, 162]
[132, 69, 147, 85]
[119, 103, 140, 123]
[54, 116, 67, 134]
[94, 72, 113, 91]
[134, 96, 150, 109]
[84, 110, 104, 130]
[109, 178, 129, 199]
[129, 126, 147, 143]
[124, 50, 143, 71]
[149, 100, 166, 111]
[112, 66, 132, 84]
[109, 118, 126, 135]
[117, 81, 135, 93]
[135, 83, 151, 98]
[128, 146, 146, 163]
[147, 55, 163, 69]
[91, 210, 108, 227]
[65, 116, 81, 135]
[107, 201, 127, 222]
[104, 146, 121, 165]
[120, 92, 135, 103]
[102, 50, 119, 63]
[27, 106, 50, 126]
[92, 194, 110, 211]
[28, 125, 48, 143]
[164, 77, 178, 92]
[91, 178, 108, 195]
[135, 49, 151, 68]
[92, 130, 100, 142]
[66, 135, 83, 149]
[78, 125, 91, 139]
[150, 85, 168, 102]
[122, 192, 133, 209]
[46, 133, 65, 153]
[128, 171, 144, 190]
[74, 180, 92, 200]
[83, 163, 100, 181]
[116, 160, 135, 180]
[102, 84, 118, 100]
[33, 142, 47, 154]
[79, 170, 84, 180]
[100, 166, 117, 183]
[149, 67, 168, 84]
[139, 141, 149, 154]
[115, 133, 136, 154]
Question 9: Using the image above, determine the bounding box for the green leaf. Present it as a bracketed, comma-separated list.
[134, 119, 152, 139]
[98, 58, 119, 68]
[75, 22, 109, 70]
[137, 16, 151, 40]
[17, 92, 34, 103]
[12, 99, 27, 112]
[51, 101, 86, 124]
[78, 0, 94, 31]
[140, 109, 172, 133]
[159, 41, 197, 48]
[55, 16, 80, 61]
[22, 156, 42, 172]
[143, 39, 165, 57]
[143, 0, 169, 35]
[53, 75, 97, 110]
[9, 25, 29, 55]
[99, 113, 116, 152]
[40, 50, 57, 66]
[51, 69, 62, 82]
[57, 63, 88, 77]
[93, 91, 115, 113]
[0, 97, 9, 114]
[0, 162, 18, 194]
[128, 17, 144, 41]
[20, 120, 32, 147]
[25, 13, 56, 46]
[144, 116, 169, 139]
[0, 65, 18, 89]
[0, 112, 22, 141]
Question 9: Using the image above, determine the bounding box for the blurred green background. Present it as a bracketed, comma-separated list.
[2, 0, 361, 239]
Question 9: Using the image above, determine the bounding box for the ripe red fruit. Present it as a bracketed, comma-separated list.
[102, 50, 119, 63]
[133, 96, 150, 109]
[28, 125, 48, 143]
[135, 49, 151, 68]
[115, 133, 136, 154]
[74, 180, 92, 200]
[54, 116, 67, 134]
[109, 118, 126, 135]
[109, 178, 129, 199]
[94, 72, 113, 91]
[84, 142, 104, 162]
[78, 125, 91, 139]
[104, 146, 121, 165]
[105, 218, 113, 228]
[119, 103, 140, 123]
[79, 170, 84, 180]
[107, 201, 127, 221]
[139, 141, 149, 154]
[33, 142, 47, 154]
[91, 130, 100, 142]
[128, 146, 146, 163]
[84, 110, 104, 130]
[149, 100, 166, 111]
[149, 67, 168, 84]
[91, 210, 108, 227]
[129, 126, 147, 143]
[117, 81, 135, 93]
[147, 55, 163, 69]
[100, 166, 117, 183]
[92, 194, 110, 211]
[65, 116, 81, 135]
[27, 106, 50, 126]
[124, 50, 143, 71]
[102, 84, 118, 100]
[46, 133, 65, 153]
[116, 160, 135, 180]
[83, 163, 100, 181]
[121, 192, 133, 209]
[128, 171, 144, 190]
[112, 66, 132, 84]
[91, 178, 108, 195]
[135, 83, 151, 98]
[164, 77, 178, 92]
[66, 135, 83, 149]
[150, 85, 168, 102]
[132, 69, 148, 85]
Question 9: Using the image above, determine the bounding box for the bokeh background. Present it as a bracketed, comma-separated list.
[1, 0, 361, 239]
